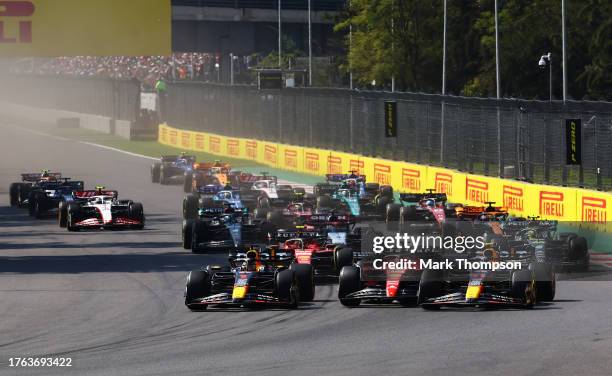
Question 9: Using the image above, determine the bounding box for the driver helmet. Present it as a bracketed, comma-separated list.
[424, 199, 435, 207]
[243, 249, 259, 271]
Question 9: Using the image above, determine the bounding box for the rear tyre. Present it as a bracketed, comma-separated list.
[529, 262, 555, 301]
[334, 247, 354, 273]
[266, 209, 285, 228]
[182, 219, 194, 249]
[569, 237, 589, 272]
[183, 194, 199, 220]
[191, 221, 207, 253]
[159, 164, 168, 185]
[379, 185, 394, 200]
[338, 266, 361, 307]
[9, 183, 19, 206]
[58, 201, 68, 228]
[66, 203, 81, 232]
[258, 196, 271, 209]
[151, 163, 161, 183]
[290, 264, 315, 302]
[185, 270, 211, 310]
[183, 172, 193, 193]
[253, 207, 269, 220]
[316, 195, 335, 211]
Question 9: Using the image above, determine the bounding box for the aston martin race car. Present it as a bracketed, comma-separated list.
[9, 170, 62, 207]
[64, 187, 145, 231]
[151, 153, 197, 185]
[313, 173, 394, 219]
[184, 246, 314, 310]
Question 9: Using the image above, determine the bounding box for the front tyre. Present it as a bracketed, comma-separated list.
[290, 264, 315, 302]
[338, 266, 361, 307]
[185, 270, 211, 311]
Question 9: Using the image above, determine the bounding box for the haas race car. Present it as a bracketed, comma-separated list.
[63, 187, 145, 231]
[184, 246, 314, 310]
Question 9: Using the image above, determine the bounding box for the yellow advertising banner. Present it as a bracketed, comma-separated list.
[0, 0, 171, 57]
[158, 123, 612, 223]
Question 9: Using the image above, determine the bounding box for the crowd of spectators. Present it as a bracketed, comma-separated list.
[26, 53, 232, 87]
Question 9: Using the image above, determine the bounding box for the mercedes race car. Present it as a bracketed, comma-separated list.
[9, 170, 63, 207]
[64, 187, 145, 231]
[184, 246, 315, 310]
[183, 189, 244, 220]
[151, 153, 197, 185]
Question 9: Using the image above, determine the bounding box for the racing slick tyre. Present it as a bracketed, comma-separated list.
[290, 264, 315, 302]
[266, 209, 285, 228]
[385, 203, 402, 231]
[66, 203, 81, 232]
[569, 237, 589, 271]
[183, 194, 199, 220]
[27, 192, 36, 216]
[258, 196, 271, 209]
[365, 183, 380, 194]
[151, 163, 161, 183]
[182, 219, 194, 249]
[275, 269, 298, 308]
[338, 266, 361, 307]
[183, 172, 193, 193]
[31, 193, 43, 219]
[529, 262, 556, 302]
[511, 269, 535, 309]
[159, 164, 169, 185]
[17, 184, 31, 207]
[9, 183, 19, 206]
[379, 185, 394, 200]
[253, 207, 269, 220]
[129, 203, 145, 229]
[185, 270, 211, 311]
[418, 269, 444, 309]
[334, 247, 354, 274]
[191, 221, 206, 253]
[58, 201, 68, 228]
[316, 195, 335, 211]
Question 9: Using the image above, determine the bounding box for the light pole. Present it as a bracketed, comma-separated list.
[561, 0, 567, 102]
[440, 0, 447, 165]
[308, 0, 312, 86]
[278, 0, 282, 68]
[215, 62, 220, 82]
[230, 53, 238, 85]
[494, 0, 502, 177]
[539, 53, 552, 101]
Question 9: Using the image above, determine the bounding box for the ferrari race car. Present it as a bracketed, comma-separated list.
[313, 173, 394, 219]
[337, 253, 424, 307]
[151, 153, 197, 185]
[64, 187, 145, 231]
[9, 170, 63, 207]
[184, 246, 315, 310]
[275, 229, 357, 277]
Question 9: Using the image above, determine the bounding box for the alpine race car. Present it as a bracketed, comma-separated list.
[27, 178, 85, 219]
[9, 170, 62, 207]
[151, 153, 197, 185]
[184, 246, 314, 310]
[64, 187, 145, 231]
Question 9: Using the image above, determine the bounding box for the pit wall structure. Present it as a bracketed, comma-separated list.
[159, 123, 611, 237]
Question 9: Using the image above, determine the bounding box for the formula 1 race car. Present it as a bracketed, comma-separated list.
[9, 170, 63, 207]
[184, 246, 315, 310]
[183, 188, 244, 220]
[64, 187, 145, 231]
[274, 229, 356, 277]
[416, 249, 555, 310]
[384, 191, 458, 235]
[237, 174, 297, 209]
[151, 153, 197, 185]
[185, 161, 238, 193]
[27, 178, 85, 219]
[496, 219, 590, 272]
[182, 205, 244, 253]
[313, 173, 394, 219]
[337, 254, 424, 307]
[456, 201, 509, 221]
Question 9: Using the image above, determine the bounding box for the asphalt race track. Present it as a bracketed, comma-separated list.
[1, 122, 612, 376]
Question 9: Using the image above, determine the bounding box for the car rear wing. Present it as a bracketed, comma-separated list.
[193, 162, 231, 171]
[73, 190, 118, 198]
[21, 172, 62, 182]
[314, 184, 338, 195]
[325, 174, 366, 182]
[399, 192, 448, 203]
[275, 230, 326, 239]
[302, 213, 354, 224]
[197, 185, 224, 194]
[239, 175, 278, 183]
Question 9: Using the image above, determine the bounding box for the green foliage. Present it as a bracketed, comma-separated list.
[336, 0, 612, 100]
